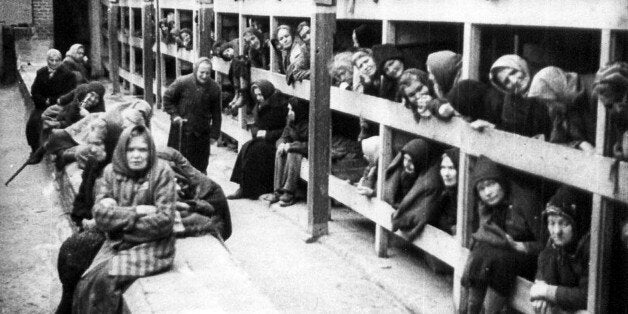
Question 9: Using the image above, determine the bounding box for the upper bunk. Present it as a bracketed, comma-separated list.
[213, 0, 628, 31]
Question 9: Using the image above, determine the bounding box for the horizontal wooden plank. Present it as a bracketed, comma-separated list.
[119, 68, 144, 88]
[159, 0, 200, 10]
[117, 0, 142, 8]
[128, 36, 142, 49]
[153, 42, 197, 63]
[117, 32, 129, 44]
[220, 113, 252, 144]
[213, 0, 628, 30]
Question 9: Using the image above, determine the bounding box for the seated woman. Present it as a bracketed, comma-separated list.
[228, 80, 288, 200]
[530, 186, 591, 314]
[489, 54, 552, 139]
[384, 138, 443, 240]
[426, 50, 462, 99]
[243, 27, 270, 70]
[63, 44, 89, 83]
[72, 125, 176, 313]
[266, 98, 309, 206]
[397, 68, 438, 121]
[461, 156, 544, 314]
[527, 66, 596, 153]
[352, 49, 380, 96]
[42, 81, 106, 132]
[328, 51, 354, 90]
[435, 148, 459, 236]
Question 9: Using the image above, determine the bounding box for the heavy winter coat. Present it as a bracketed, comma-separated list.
[384, 139, 443, 240]
[30, 65, 77, 111]
[55, 82, 107, 129]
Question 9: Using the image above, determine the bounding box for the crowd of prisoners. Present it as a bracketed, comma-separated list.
[25, 17, 628, 314]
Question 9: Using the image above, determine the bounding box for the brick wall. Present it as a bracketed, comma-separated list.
[32, 0, 53, 38]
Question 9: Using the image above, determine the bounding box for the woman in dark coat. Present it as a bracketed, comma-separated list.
[461, 156, 544, 314]
[435, 148, 459, 235]
[228, 80, 288, 199]
[63, 44, 89, 83]
[384, 138, 443, 240]
[26, 48, 77, 163]
[48, 81, 107, 130]
[530, 186, 591, 313]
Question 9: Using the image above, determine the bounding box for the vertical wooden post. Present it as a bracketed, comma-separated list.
[237, 13, 247, 129]
[0, 25, 4, 80]
[307, 0, 335, 240]
[214, 12, 222, 85]
[109, 4, 120, 93]
[88, 0, 104, 78]
[142, 0, 155, 105]
[269, 16, 279, 73]
[154, 1, 162, 108]
[588, 29, 616, 314]
[198, 1, 214, 58]
[454, 22, 482, 311]
[374, 20, 395, 257]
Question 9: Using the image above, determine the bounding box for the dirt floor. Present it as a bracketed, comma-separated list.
[0, 83, 72, 313]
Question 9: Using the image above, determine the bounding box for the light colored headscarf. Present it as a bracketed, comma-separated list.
[489, 54, 531, 95]
[528, 66, 581, 105]
[47, 48, 62, 60]
[66, 44, 85, 62]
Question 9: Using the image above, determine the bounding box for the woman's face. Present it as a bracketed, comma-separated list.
[356, 55, 376, 79]
[352, 31, 359, 48]
[180, 32, 191, 45]
[477, 179, 505, 206]
[244, 33, 261, 50]
[547, 214, 575, 247]
[440, 155, 457, 187]
[496, 67, 527, 94]
[298, 26, 311, 44]
[253, 86, 264, 104]
[47, 54, 62, 71]
[384, 60, 404, 80]
[277, 28, 293, 51]
[403, 80, 432, 116]
[402, 153, 415, 174]
[126, 136, 150, 171]
[196, 62, 212, 84]
[427, 68, 444, 98]
[222, 47, 235, 60]
[75, 47, 85, 61]
[86, 132, 107, 162]
[81, 91, 100, 109]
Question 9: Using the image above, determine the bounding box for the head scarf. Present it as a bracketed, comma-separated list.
[443, 148, 460, 170]
[426, 50, 462, 96]
[471, 155, 508, 199]
[111, 125, 157, 178]
[543, 185, 590, 244]
[130, 99, 153, 126]
[353, 24, 379, 48]
[193, 57, 213, 83]
[489, 54, 531, 95]
[74, 82, 106, 112]
[446, 79, 489, 121]
[66, 44, 85, 62]
[593, 61, 628, 104]
[400, 138, 441, 175]
[528, 66, 581, 105]
[251, 79, 275, 100]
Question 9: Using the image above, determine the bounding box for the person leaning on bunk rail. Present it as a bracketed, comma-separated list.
[26, 48, 77, 164]
[163, 57, 222, 173]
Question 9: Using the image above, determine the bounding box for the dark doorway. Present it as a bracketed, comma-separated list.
[53, 0, 90, 57]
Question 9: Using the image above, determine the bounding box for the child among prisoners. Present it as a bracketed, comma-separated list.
[530, 186, 591, 314]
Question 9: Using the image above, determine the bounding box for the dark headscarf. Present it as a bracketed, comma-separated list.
[74, 81, 106, 112]
[446, 79, 490, 121]
[443, 148, 460, 170]
[354, 24, 379, 48]
[543, 186, 591, 243]
[471, 155, 508, 199]
[111, 125, 157, 178]
[399, 138, 441, 175]
[426, 50, 462, 95]
[251, 79, 275, 101]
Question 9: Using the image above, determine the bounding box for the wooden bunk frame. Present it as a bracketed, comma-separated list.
[92, 0, 627, 312]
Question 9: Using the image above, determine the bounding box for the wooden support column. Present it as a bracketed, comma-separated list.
[88, 0, 104, 78]
[214, 12, 222, 85]
[142, 0, 155, 105]
[588, 29, 616, 314]
[269, 16, 279, 73]
[237, 12, 247, 129]
[198, 1, 214, 58]
[108, 4, 120, 93]
[154, 0, 162, 108]
[306, 0, 335, 240]
[374, 20, 395, 257]
[454, 22, 482, 311]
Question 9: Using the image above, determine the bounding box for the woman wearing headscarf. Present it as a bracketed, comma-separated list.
[461, 156, 544, 314]
[489, 54, 552, 139]
[527, 66, 597, 152]
[384, 138, 443, 241]
[242, 27, 270, 70]
[73, 125, 176, 313]
[530, 186, 591, 313]
[435, 148, 459, 235]
[163, 57, 222, 173]
[267, 97, 309, 206]
[441, 79, 503, 127]
[228, 80, 288, 199]
[63, 43, 89, 83]
[44, 81, 107, 131]
[426, 50, 462, 98]
[26, 48, 77, 164]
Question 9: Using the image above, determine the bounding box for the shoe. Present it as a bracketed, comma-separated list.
[262, 192, 280, 204]
[226, 188, 244, 200]
[279, 192, 295, 207]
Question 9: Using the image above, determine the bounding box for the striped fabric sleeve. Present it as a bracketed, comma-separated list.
[93, 166, 138, 232]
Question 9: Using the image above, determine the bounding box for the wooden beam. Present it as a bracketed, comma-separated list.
[237, 13, 246, 129]
[88, 0, 104, 77]
[306, 2, 335, 239]
[198, 6, 214, 58]
[109, 4, 120, 93]
[461, 23, 481, 80]
[269, 16, 279, 73]
[142, 0, 155, 105]
[588, 28, 616, 314]
[154, 0, 162, 108]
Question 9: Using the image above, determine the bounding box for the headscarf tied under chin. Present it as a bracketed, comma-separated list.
[426, 50, 462, 96]
[489, 54, 531, 95]
[251, 80, 275, 102]
[66, 44, 84, 62]
[193, 57, 212, 83]
[111, 125, 157, 178]
[528, 66, 581, 106]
